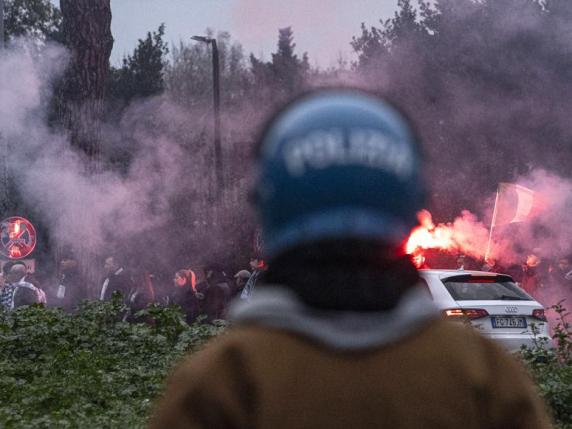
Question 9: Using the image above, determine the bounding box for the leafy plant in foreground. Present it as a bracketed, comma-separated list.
[0, 297, 224, 428]
[520, 301, 572, 428]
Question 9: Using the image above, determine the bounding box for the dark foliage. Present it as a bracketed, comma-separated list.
[0, 296, 224, 428]
[351, 0, 572, 219]
[3, 0, 62, 43]
[108, 24, 169, 106]
[520, 302, 572, 428]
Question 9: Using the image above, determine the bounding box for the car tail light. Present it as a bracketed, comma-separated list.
[532, 309, 547, 321]
[442, 308, 489, 319]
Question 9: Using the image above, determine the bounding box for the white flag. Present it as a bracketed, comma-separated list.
[491, 183, 540, 227]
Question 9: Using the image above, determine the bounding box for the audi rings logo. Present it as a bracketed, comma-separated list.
[504, 306, 518, 314]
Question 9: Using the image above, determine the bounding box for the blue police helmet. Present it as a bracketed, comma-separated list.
[253, 89, 426, 258]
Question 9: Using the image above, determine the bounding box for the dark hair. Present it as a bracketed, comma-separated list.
[2, 261, 27, 275]
[264, 239, 419, 312]
[9, 263, 27, 275]
[2, 261, 14, 275]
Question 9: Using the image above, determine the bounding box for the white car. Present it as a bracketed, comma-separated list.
[419, 269, 550, 352]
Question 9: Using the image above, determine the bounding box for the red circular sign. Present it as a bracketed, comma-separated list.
[0, 217, 37, 259]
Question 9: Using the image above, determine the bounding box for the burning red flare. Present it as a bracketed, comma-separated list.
[405, 210, 464, 268]
[406, 210, 457, 255]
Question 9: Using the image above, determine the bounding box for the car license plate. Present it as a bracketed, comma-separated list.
[491, 316, 527, 328]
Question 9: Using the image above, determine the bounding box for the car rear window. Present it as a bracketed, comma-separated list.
[441, 275, 532, 301]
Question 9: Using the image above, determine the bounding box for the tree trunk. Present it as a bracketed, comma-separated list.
[58, 0, 113, 296]
[59, 0, 113, 164]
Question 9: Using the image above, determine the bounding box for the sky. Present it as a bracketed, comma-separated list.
[56, 0, 397, 68]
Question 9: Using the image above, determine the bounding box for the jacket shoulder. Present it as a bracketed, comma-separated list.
[148, 329, 262, 428]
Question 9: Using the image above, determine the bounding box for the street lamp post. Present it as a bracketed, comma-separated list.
[0, 0, 4, 49]
[0, 0, 7, 217]
[191, 35, 223, 198]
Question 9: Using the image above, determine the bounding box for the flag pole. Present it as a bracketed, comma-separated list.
[484, 185, 500, 262]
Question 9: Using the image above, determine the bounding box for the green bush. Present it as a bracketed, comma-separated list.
[520, 302, 572, 428]
[0, 296, 224, 428]
[2, 296, 570, 428]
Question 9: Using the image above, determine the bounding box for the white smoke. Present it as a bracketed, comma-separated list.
[0, 40, 229, 280]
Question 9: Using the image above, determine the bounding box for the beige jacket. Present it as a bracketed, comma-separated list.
[149, 287, 552, 429]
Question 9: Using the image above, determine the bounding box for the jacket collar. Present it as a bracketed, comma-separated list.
[229, 285, 438, 351]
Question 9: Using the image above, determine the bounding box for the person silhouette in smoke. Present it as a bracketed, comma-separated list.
[55, 255, 87, 312]
[521, 253, 547, 300]
[99, 256, 134, 303]
[170, 269, 201, 323]
[148, 90, 551, 429]
[232, 269, 251, 297]
[239, 256, 267, 300]
[201, 264, 231, 321]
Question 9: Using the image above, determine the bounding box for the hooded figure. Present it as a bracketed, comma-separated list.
[149, 90, 551, 429]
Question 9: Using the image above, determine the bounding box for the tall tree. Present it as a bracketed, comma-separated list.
[56, 0, 113, 289]
[109, 24, 168, 105]
[246, 27, 309, 103]
[58, 0, 113, 160]
[350, 23, 388, 72]
[384, 0, 425, 45]
[270, 27, 309, 96]
[351, 0, 426, 72]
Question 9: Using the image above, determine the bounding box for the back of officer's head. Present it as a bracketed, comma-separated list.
[252, 90, 426, 311]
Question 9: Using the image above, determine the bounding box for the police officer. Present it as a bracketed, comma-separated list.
[148, 90, 551, 428]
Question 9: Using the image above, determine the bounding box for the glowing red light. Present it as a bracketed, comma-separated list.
[405, 210, 456, 255]
[0, 217, 37, 259]
[10, 247, 22, 258]
[443, 308, 489, 319]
